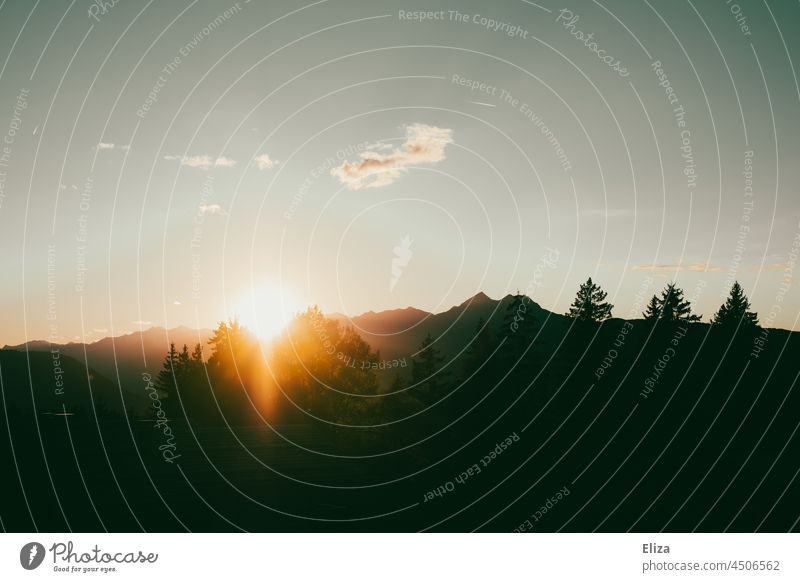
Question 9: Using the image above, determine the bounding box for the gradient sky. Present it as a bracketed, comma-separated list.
[1, 0, 799, 344]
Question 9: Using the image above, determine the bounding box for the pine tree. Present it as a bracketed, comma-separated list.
[155, 343, 179, 419]
[565, 278, 613, 322]
[661, 283, 701, 322]
[156, 342, 179, 394]
[177, 344, 191, 385]
[191, 343, 204, 372]
[191, 343, 203, 362]
[712, 281, 758, 327]
[412, 332, 447, 404]
[207, 319, 250, 377]
[643, 295, 661, 321]
[646, 283, 702, 322]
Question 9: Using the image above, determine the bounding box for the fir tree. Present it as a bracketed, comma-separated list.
[412, 332, 447, 404]
[565, 278, 614, 322]
[712, 281, 759, 327]
[155, 342, 179, 420]
[155, 342, 179, 394]
[177, 344, 191, 385]
[191, 343, 203, 364]
[645, 283, 702, 322]
[643, 295, 661, 321]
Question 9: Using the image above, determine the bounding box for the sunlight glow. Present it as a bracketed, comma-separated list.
[228, 281, 302, 340]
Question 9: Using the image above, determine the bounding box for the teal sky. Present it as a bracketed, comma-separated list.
[1, 0, 799, 344]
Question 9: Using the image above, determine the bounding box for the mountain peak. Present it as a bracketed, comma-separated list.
[460, 291, 493, 307]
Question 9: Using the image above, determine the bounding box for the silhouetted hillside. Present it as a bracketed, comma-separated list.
[1, 295, 799, 532]
[332, 292, 569, 370]
[3, 326, 212, 410]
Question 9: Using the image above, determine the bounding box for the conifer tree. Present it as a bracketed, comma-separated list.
[412, 332, 447, 404]
[156, 342, 179, 394]
[643, 295, 661, 321]
[712, 281, 758, 327]
[566, 278, 613, 322]
[660, 283, 701, 322]
[644, 283, 702, 322]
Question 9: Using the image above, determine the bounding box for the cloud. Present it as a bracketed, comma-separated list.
[96, 142, 130, 151]
[751, 262, 791, 271]
[131, 320, 152, 326]
[198, 203, 226, 216]
[164, 154, 237, 169]
[630, 262, 723, 273]
[331, 123, 453, 190]
[173, 300, 182, 306]
[254, 154, 277, 170]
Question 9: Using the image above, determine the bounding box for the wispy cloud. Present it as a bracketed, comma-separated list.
[198, 203, 226, 216]
[131, 320, 152, 326]
[96, 142, 130, 151]
[630, 262, 723, 273]
[254, 153, 277, 170]
[331, 123, 453, 190]
[751, 262, 791, 271]
[164, 154, 237, 169]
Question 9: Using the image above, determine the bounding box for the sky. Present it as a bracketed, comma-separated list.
[0, 0, 799, 344]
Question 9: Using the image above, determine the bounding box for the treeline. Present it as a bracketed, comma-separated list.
[150, 279, 762, 438]
[565, 277, 758, 326]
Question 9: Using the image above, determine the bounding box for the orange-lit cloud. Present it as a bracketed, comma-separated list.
[331, 124, 453, 190]
[630, 262, 724, 273]
[750, 262, 791, 271]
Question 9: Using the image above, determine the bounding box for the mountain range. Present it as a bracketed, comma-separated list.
[2, 293, 554, 405]
[330, 291, 569, 364]
[2, 325, 213, 410]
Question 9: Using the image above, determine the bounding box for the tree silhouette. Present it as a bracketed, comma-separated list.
[154, 342, 179, 419]
[412, 332, 447, 404]
[712, 281, 759, 328]
[643, 295, 661, 321]
[270, 307, 381, 423]
[155, 342, 179, 395]
[645, 283, 701, 322]
[177, 344, 191, 384]
[566, 278, 613, 322]
[207, 319, 252, 377]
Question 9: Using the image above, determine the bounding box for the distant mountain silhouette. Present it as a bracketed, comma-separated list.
[3, 326, 212, 410]
[332, 292, 569, 366]
[1, 293, 800, 533]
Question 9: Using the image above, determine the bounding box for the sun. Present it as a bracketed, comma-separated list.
[227, 281, 302, 340]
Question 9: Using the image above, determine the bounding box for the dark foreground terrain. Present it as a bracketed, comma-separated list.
[1, 311, 799, 532]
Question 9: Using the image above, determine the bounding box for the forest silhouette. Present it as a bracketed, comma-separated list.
[1, 280, 798, 532]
